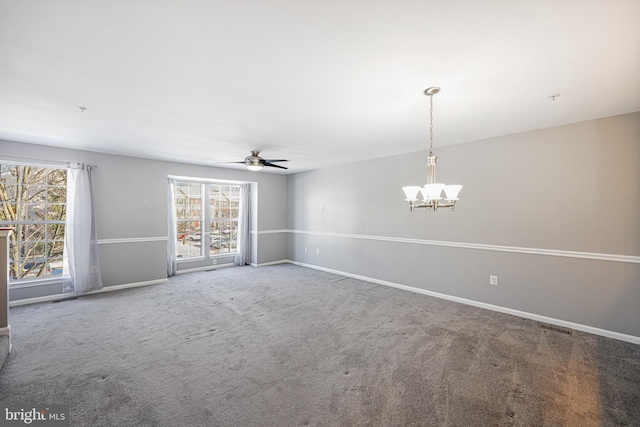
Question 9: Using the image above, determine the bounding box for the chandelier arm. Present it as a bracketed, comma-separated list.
[409, 200, 458, 211]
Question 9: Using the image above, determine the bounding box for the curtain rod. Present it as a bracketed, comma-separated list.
[69, 162, 98, 170]
[167, 175, 250, 185]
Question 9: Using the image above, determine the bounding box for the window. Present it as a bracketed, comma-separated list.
[174, 182, 239, 259]
[209, 184, 239, 255]
[0, 163, 67, 281]
[175, 182, 202, 258]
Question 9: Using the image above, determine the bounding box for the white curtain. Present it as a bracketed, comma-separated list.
[167, 178, 177, 276]
[234, 183, 251, 266]
[62, 164, 102, 295]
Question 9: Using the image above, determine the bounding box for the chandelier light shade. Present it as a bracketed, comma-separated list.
[402, 87, 462, 212]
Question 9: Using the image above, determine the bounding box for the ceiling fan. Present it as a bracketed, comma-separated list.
[229, 150, 289, 171]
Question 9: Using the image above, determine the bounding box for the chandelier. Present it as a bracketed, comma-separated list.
[402, 87, 462, 212]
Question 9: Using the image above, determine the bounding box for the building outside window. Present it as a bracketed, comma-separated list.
[174, 182, 239, 259]
[0, 162, 67, 281]
[175, 182, 203, 258]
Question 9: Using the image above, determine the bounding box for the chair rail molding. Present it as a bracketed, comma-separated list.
[285, 229, 640, 264]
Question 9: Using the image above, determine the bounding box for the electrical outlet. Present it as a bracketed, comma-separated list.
[490, 275, 498, 286]
[316, 248, 320, 255]
[212, 259, 217, 265]
[304, 247, 307, 253]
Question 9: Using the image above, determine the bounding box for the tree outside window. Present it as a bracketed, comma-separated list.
[0, 163, 67, 280]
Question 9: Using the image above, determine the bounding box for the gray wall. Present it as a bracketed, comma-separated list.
[286, 112, 640, 338]
[1, 140, 287, 300]
[3, 112, 639, 338]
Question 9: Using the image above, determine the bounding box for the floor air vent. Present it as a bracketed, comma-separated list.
[540, 323, 574, 335]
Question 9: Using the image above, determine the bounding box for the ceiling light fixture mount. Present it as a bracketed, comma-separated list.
[402, 87, 462, 212]
[245, 150, 264, 171]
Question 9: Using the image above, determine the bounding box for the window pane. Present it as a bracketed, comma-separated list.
[209, 233, 219, 255]
[173, 182, 204, 260]
[213, 204, 222, 219]
[220, 222, 232, 235]
[177, 221, 189, 235]
[176, 183, 189, 196]
[25, 204, 45, 221]
[190, 206, 201, 219]
[26, 185, 47, 203]
[21, 259, 47, 278]
[47, 205, 66, 221]
[47, 223, 65, 238]
[47, 186, 66, 203]
[23, 223, 45, 241]
[48, 258, 63, 275]
[187, 243, 201, 257]
[3, 186, 17, 202]
[22, 241, 46, 258]
[47, 169, 66, 186]
[187, 222, 201, 239]
[177, 215, 202, 258]
[0, 203, 17, 221]
[47, 241, 65, 258]
[176, 197, 187, 219]
[1, 163, 67, 281]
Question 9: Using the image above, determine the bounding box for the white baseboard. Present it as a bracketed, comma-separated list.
[10, 293, 72, 307]
[250, 259, 291, 267]
[9, 279, 167, 307]
[176, 263, 236, 275]
[289, 260, 640, 345]
[85, 279, 167, 295]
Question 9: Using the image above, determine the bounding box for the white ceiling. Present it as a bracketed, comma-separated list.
[1, 1, 639, 174]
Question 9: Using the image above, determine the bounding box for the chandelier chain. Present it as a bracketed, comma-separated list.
[429, 92, 434, 154]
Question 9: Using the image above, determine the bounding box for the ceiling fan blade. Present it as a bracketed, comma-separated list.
[263, 159, 289, 163]
[264, 162, 288, 170]
[212, 161, 246, 165]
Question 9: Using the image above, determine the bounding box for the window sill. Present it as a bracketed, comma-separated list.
[177, 253, 236, 263]
[9, 277, 63, 289]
